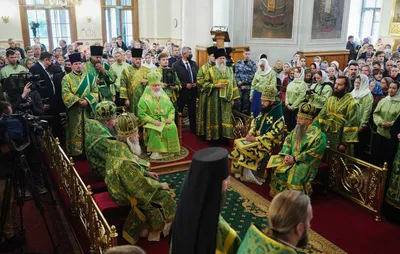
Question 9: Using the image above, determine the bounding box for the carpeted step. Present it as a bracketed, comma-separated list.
[74, 161, 107, 193]
[92, 192, 129, 232]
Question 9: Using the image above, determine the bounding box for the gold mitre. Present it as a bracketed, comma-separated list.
[116, 113, 139, 137]
[261, 86, 276, 101]
[297, 103, 316, 120]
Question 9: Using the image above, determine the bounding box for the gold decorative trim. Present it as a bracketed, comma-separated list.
[390, 0, 400, 36]
[230, 178, 347, 254]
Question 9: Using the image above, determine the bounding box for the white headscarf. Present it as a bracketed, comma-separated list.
[387, 82, 400, 102]
[257, 58, 272, 76]
[318, 70, 330, 84]
[293, 67, 304, 81]
[351, 74, 371, 99]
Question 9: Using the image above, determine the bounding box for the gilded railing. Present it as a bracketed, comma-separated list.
[232, 110, 254, 138]
[325, 147, 388, 221]
[42, 131, 117, 253]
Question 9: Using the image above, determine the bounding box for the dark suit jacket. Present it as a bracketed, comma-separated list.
[29, 62, 55, 101]
[346, 41, 356, 61]
[172, 59, 198, 100]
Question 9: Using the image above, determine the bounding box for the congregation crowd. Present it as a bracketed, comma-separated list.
[1, 34, 400, 253]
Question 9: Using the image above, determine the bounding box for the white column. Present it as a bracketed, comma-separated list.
[213, 0, 230, 27]
[379, 0, 396, 45]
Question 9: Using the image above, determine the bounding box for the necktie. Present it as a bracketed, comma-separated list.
[185, 62, 193, 83]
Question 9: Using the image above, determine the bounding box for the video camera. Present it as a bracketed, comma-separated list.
[1, 72, 45, 93]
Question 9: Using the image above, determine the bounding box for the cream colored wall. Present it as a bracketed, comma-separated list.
[75, 0, 103, 46]
[0, 0, 23, 48]
[379, 0, 397, 46]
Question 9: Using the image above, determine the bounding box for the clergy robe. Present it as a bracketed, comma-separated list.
[317, 93, 360, 155]
[196, 62, 213, 136]
[62, 72, 98, 156]
[203, 66, 240, 140]
[120, 65, 150, 116]
[237, 224, 297, 254]
[111, 61, 130, 97]
[229, 103, 285, 175]
[82, 62, 117, 101]
[154, 66, 181, 108]
[105, 156, 176, 245]
[269, 121, 327, 196]
[215, 215, 242, 254]
[138, 87, 180, 153]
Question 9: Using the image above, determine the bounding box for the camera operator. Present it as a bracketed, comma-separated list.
[8, 82, 44, 116]
[0, 101, 25, 252]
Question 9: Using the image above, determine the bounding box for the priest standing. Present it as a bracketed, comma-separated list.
[120, 48, 150, 116]
[82, 45, 117, 102]
[203, 48, 240, 141]
[62, 53, 98, 156]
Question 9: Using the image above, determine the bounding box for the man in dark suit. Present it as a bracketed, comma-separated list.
[6, 38, 25, 59]
[346, 35, 356, 62]
[172, 46, 198, 133]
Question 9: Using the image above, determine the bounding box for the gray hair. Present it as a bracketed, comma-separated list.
[182, 46, 191, 55]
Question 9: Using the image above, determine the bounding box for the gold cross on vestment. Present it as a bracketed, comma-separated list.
[266, 116, 273, 124]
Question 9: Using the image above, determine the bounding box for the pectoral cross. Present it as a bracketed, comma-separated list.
[266, 116, 273, 124]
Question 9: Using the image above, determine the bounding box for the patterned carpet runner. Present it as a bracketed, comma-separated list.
[160, 171, 347, 254]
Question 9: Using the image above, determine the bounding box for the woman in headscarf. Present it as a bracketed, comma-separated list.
[274, 60, 284, 83]
[352, 74, 374, 158]
[369, 80, 385, 112]
[285, 66, 307, 131]
[307, 70, 333, 115]
[304, 68, 313, 86]
[373, 81, 400, 166]
[326, 67, 337, 85]
[320, 60, 329, 71]
[330, 61, 341, 77]
[250, 58, 277, 117]
[310, 62, 319, 76]
[279, 63, 291, 105]
[381, 77, 393, 96]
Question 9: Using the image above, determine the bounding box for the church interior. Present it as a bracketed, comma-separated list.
[1, 0, 400, 253]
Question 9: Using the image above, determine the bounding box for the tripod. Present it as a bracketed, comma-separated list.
[0, 137, 58, 253]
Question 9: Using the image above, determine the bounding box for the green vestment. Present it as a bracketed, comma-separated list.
[111, 61, 130, 95]
[196, 62, 212, 136]
[203, 66, 240, 140]
[229, 103, 285, 175]
[120, 65, 150, 116]
[317, 93, 360, 155]
[154, 66, 181, 107]
[82, 62, 117, 101]
[237, 224, 297, 254]
[270, 121, 327, 196]
[215, 215, 242, 254]
[373, 97, 400, 139]
[386, 144, 400, 209]
[105, 156, 176, 245]
[62, 72, 98, 156]
[138, 87, 180, 153]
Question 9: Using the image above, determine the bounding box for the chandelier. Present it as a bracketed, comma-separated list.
[44, 0, 82, 6]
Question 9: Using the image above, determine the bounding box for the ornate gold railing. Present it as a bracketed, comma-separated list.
[325, 148, 388, 221]
[42, 131, 117, 253]
[232, 110, 253, 138]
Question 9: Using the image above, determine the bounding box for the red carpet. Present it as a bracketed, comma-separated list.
[55, 131, 400, 254]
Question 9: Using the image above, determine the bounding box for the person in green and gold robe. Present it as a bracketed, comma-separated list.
[82, 46, 117, 102]
[317, 76, 360, 156]
[110, 49, 130, 105]
[85, 101, 120, 179]
[138, 71, 180, 160]
[120, 48, 150, 116]
[154, 53, 181, 109]
[171, 148, 241, 254]
[106, 113, 176, 244]
[196, 46, 217, 137]
[203, 48, 240, 141]
[269, 103, 326, 196]
[229, 86, 286, 185]
[62, 53, 98, 156]
[238, 190, 313, 254]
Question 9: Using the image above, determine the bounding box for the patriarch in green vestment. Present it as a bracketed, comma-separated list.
[120, 48, 150, 116]
[196, 45, 217, 137]
[229, 86, 286, 185]
[106, 113, 176, 244]
[269, 103, 327, 196]
[203, 48, 240, 141]
[138, 71, 180, 160]
[62, 53, 98, 156]
[238, 190, 313, 254]
[170, 147, 241, 254]
[82, 45, 117, 102]
[317, 75, 360, 156]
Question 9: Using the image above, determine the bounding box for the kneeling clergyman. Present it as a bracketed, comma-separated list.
[138, 71, 180, 160]
[229, 86, 285, 185]
[268, 103, 327, 196]
[237, 190, 313, 254]
[105, 113, 176, 244]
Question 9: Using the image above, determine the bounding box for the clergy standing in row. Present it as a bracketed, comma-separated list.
[62, 53, 98, 156]
[120, 48, 150, 116]
[82, 45, 117, 102]
[111, 49, 130, 105]
[138, 71, 180, 160]
[229, 86, 286, 185]
[203, 48, 240, 141]
[196, 46, 217, 137]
